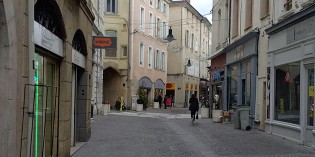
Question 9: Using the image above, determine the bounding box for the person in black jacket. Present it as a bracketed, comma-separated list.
[189, 94, 199, 123]
[158, 94, 162, 109]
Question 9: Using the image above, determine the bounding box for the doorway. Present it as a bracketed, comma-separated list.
[31, 52, 59, 157]
[71, 66, 85, 147]
[305, 67, 314, 146]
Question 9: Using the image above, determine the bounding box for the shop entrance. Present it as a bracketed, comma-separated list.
[30, 51, 59, 157]
[71, 66, 86, 147]
[305, 67, 314, 146]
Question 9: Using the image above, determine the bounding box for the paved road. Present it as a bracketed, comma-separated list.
[72, 109, 315, 157]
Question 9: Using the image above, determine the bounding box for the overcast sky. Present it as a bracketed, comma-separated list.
[190, 0, 213, 22]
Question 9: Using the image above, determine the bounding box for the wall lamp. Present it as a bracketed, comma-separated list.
[164, 26, 176, 42]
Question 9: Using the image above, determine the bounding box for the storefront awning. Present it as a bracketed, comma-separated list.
[139, 77, 152, 89]
[154, 79, 165, 90]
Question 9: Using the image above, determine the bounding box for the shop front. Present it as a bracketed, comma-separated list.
[266, 6, 315, 148]
[223, 31, 259, 125]
[139, 77, 153, 108]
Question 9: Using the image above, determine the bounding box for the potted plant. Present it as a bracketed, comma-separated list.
[153, 97, 159, 109]
[200, 101, 210, 118]
[136, 98, 144, 112]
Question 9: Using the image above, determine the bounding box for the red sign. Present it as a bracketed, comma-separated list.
[166, 83, 175, 90]
[92, 36, 117, 49]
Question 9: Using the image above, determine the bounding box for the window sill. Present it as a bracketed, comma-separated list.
[244, 25, 252, 31]
[260, 13, 270, 20]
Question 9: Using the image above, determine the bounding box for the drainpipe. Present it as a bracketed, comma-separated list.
[27, 0, 35, 156]
[128, 0, 134, 106]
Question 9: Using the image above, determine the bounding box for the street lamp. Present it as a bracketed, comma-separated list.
[164, 26, 176, 42]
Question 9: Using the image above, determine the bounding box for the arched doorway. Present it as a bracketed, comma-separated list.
[29, 0, 66, 156]
[71, 30, 88, 147]
[103, 67, 122, 109]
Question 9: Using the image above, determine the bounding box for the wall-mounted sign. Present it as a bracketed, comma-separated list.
[166, 83, 175, 90]
[34, 21, 63, 57]
[92, 36, 117, 49]
[72, 49, 86, 69]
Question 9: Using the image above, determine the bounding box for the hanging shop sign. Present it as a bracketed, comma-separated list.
[166, 83, 175, 90]
[34, 21, 63, 57]
[139, 77, 152, 89]
[190, 84, 194, 90]
[72, 49, 86, 69]
[155, 79, 165, 90]
[195, 85, 198, 91]
[92, 36, 117, 49]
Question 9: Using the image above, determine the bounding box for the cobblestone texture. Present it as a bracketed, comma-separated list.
[72, 109, 315, 157]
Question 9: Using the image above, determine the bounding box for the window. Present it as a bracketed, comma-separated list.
[140, 7, 145, 31]
[185, 30, 189, 47]
[163, 21, 166, 38]
[105, 0, 118, 14]
[121, 46, 127, 57]
[163, 3, 166, 13]
[161, 52, 165, 70]
[245, 0, 252, 30]
[105, 30, 117, 57]
[155, 49, 160, 69]
[260, 0, 269, 18]
[150, 0, 154, 7]
[156, 17, 160, 38]
[274, 62, 300, 124]
[228, 65, 238, 110]
[157, 0, 161, 10]
[218, 9, 221, 44]
[191, 33, 194, 50]
[148, 47, 153, 69]
[139, 43, 144, 66]
[232, 0, 239, 37]
[284, 0, 292, 11]
[195, 35, 198, 52]
[188, 32, 192, 49]
[149, 13, 153, 35]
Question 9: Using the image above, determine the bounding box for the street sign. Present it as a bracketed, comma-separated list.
[92, 36, 117, 49]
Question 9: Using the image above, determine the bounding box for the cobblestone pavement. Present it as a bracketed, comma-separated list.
[72, 108, 315, 157]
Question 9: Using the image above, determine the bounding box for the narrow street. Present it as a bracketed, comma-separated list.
[72, 109, 314, 157]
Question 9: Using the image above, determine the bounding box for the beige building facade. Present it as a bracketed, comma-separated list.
[0, 0, 94, 156]
[127, 0, 170, 108]
[168, 1, 211, 108]
[102, 0, 130, 109]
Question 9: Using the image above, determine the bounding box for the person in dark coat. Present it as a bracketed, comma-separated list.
[189, 94, 199, 123]
[158, 94, 162, 109]
[163, 95, 167, 109]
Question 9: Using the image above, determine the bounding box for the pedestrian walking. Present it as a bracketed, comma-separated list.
[158, 94, 162, 109]
[189, 94, 199, 123]
[163, 95, 167, 109]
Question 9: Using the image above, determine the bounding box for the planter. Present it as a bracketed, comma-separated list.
[212, 110, 223, 123]
[153, 102, 159, 109]
[102, 104, 110, 116]
[136, 103, 143, 112]
[200, 108, 209, 118]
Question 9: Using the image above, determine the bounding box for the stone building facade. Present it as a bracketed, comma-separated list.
[167, 1, 211, 108]
[0, 0, 94, 156]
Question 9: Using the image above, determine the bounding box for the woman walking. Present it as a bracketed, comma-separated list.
[189, 94, 199, 123]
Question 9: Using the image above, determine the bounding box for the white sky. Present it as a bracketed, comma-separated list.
[190, 0, 213, 22]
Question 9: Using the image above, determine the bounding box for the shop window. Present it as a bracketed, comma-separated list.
[274, 63, 300, 124]
[228, 65, 238, 109]
[307, 69, 314, 126]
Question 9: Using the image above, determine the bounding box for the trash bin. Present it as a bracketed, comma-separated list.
[103, 101, 110, 116]
[239, 108, 251, 130]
